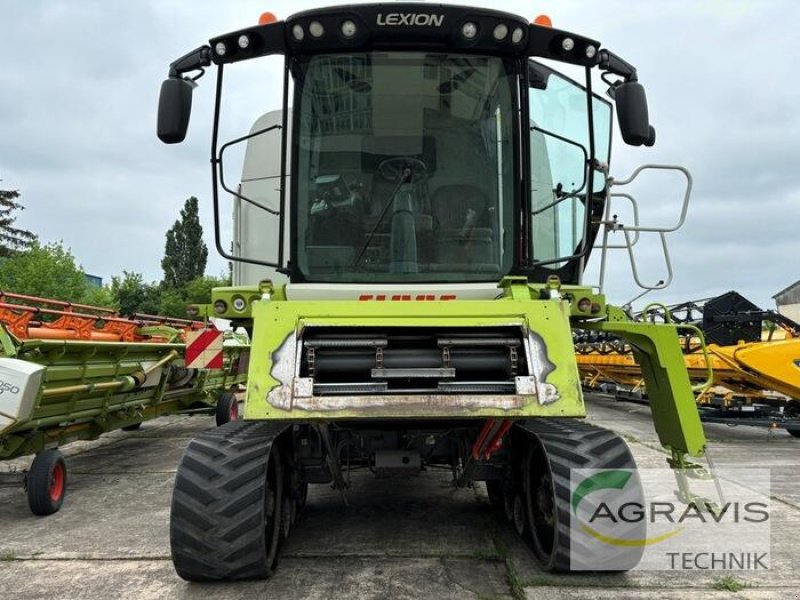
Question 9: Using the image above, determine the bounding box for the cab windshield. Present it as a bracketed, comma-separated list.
[294, 52, 515, 283]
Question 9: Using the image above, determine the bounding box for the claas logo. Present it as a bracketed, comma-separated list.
[358, 294, 457, 301]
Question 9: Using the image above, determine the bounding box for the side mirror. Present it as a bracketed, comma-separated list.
[157, 77, 196, 144]
[615, 81, 656, 147]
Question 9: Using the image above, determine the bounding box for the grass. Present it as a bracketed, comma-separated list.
[490, 529, 509, 560]
[0, 550, 16, 562]
[521, 575, 558, 587]
[713, 575, 746, 593]
[619, 432, 640, 445]
[504, 559, 525, 600]
[472, 549, 502, 561]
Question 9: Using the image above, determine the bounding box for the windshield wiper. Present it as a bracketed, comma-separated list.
[353, 167, 412, 268]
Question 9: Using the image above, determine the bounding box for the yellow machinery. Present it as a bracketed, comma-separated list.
[576, 291, 800, 435]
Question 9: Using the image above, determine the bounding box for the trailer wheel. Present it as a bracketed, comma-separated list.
[215, 392, 239, 426]
[171, 422, 287, 581]
[785, 401, 800, 437]
[27, 449, 67, 516]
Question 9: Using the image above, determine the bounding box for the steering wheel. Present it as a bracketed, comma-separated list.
[377, 157, 427, 184]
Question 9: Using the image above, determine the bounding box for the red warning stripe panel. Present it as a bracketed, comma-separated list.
[185, 330, 220, 364]
[185, 330, 223, 368]
[206, 351, 224, 370]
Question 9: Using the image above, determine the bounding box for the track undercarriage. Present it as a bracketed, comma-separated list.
[169, 281, 705, 580]
[170, 417, 643, 580]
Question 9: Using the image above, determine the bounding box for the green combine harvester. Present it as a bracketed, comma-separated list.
[0, 292, 249, 515]
[157, 3, 707, 578]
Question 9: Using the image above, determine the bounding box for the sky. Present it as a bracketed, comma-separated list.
[1, 0, 798, 310]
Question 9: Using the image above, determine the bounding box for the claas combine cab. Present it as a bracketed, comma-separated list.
[158, 4, 706, 578]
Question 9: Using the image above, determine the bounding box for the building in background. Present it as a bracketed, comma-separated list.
[773, 280, 800, 323]
[84, 273, 102, 288]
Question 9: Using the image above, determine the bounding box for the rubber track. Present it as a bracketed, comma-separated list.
[514, 419, 643, 572]
[170, 420, 289, 581]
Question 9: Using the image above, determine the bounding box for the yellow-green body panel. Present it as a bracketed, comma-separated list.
[211, 279, 706, 459]
[244, 295, 586, 420]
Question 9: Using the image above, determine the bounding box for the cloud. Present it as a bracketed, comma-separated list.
[0, 0, 797, 313]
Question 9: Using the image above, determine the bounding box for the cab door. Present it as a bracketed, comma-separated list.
[527, 61, 612, 283]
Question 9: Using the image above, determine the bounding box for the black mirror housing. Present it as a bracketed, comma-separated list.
[614, 81, 652, 147]
[157, 78, 195, 144]
[645, 125, 656, 147]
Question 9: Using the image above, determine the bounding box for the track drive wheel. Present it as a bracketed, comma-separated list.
[27, 448, 67, 516]
[518, 420, 644, 573]
[170, 421, 287, 581]
[215, 391, 239, 426]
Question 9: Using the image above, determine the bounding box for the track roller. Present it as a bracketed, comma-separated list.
[503, 420, 644, 573]
[170, 421, 291, 581]
[512, 492, 527, 536]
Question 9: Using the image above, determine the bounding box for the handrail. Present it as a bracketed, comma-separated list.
[595, 164, 693, 294]
[608, 165, 693, 233]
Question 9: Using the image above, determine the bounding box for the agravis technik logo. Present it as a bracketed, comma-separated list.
[569, 468, 771, 571]
[571, 469, 682, 547]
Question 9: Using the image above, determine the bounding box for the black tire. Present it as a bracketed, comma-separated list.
[170, 421, 287, 581]
[518, 419, 644, 573]
[121, 422, 142, 432]
[27, 449, 67, 516]
[785, 400, 800, 437]
[215, 392, 239, 427]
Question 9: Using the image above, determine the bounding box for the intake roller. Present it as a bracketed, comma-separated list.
[309, 347, 515, 382]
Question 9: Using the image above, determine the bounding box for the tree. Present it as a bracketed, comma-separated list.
[0, 185, 35, 257]
[158, 274, 231, 319]
[110, 271, 161, 316]
[161, 196, 208, 289]
[157, 288, 188, 319]
[0, 241, 88, 301]
[184, 274, 232, 304]
[82, 285, 116, 309]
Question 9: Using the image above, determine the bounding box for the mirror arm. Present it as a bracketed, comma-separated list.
[597, 49, 638, 82]
[168, 45, 212, 78]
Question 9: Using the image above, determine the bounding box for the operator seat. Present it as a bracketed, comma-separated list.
[430, 184, 496, 270]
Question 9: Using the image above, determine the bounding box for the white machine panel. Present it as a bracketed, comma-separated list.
[0, 358, 46, 434]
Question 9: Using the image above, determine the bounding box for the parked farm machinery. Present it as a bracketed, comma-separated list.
[0, 291, 249, 514]
[576, 291, 800, 435]
[156, 3, 713, 577]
